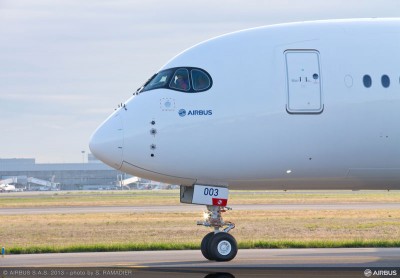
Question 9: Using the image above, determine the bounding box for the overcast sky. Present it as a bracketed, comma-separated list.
[1, 0, 400, 163]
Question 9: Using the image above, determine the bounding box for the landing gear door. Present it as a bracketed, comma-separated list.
[285, 50, 323, 114]
[180, 185, 229, 206]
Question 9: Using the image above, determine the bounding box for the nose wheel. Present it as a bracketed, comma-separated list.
[201, 232, 215, 260]
[198, 205, 237, 261]
[201, 232, 238, 261]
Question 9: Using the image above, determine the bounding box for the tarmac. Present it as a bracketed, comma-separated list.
[1, 248, 398, 278]
[2, 203, 400, 215]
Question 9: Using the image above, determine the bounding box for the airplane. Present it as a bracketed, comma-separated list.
[0, 178, 16, 192]
[89, 18, 400, 261]
[0, 183, 16, 192]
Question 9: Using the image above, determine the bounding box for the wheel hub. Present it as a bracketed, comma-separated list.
[217, 240, 232, 256]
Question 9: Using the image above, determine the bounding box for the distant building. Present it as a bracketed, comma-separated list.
[88, 153, 102, 164]
[0, 156, 123, 190]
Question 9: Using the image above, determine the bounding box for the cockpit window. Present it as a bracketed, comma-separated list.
[138, 67, 212, 94]
[191, 69, 211, 91]
[140, 68, 174, 92]
[169, 68, 190, 91]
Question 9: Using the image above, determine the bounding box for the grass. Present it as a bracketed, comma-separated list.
[238, 239, 400, 249]
[6, 240, 400, 255]
[1, 190, 400, 254]
[1, 209, 400, 254]
[8, 242, 200, 254]
[0, 191, 180, 208]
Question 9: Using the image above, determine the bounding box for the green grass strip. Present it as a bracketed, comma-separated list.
[238, 239, 400, 249]
[7, 243, 199, 254]
[6, 240, 400, 255]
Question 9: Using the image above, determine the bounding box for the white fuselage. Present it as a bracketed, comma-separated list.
[90, 19, 400, 190]
[0, 184, 15, 192]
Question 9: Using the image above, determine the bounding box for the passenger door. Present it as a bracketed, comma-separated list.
[285, 50, 323, 114]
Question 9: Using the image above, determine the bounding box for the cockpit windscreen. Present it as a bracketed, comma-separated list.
[138, 67, 212, 93]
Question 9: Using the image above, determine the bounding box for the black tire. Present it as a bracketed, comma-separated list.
[201, 232, 216, 260]
[204, 273, 235, 278]
[207, 232, 238, 262]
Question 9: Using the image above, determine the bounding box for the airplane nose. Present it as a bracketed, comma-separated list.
[89, 113, 124, 169]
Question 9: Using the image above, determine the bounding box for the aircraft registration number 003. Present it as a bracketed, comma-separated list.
[192, 185, 229, 206]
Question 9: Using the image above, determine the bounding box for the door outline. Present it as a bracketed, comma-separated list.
[285, 49, 324, 114]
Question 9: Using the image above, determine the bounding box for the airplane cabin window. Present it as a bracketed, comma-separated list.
[191, 69, 211, 91]
[381, 75, 390, 88]
[363, 75, 372, 88]
[169, 68, 191, 92]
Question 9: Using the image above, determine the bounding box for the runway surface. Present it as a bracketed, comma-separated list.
[1, 248, 399, 278]
[1, 248, 399, 267]
[1, 203, 400, 215]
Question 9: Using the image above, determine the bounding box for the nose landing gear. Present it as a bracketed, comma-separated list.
[197, 205, 237, 261]
[180, 184, 238, 261]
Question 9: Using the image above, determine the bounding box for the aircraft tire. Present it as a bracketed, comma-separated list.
[204, 273, 235, 278]
[208, 232, 238, 262]
[201, 232, 215, 260]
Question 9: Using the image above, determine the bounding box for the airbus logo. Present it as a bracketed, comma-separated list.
[364, 269, 372, 277]
[364, 269, 397, 277]
[178, 109, 212, 117]
[178, 109, 186, 117]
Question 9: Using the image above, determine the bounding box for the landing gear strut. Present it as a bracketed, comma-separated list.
[180, 185, 237, 261]
[197, 205, 237, 261]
